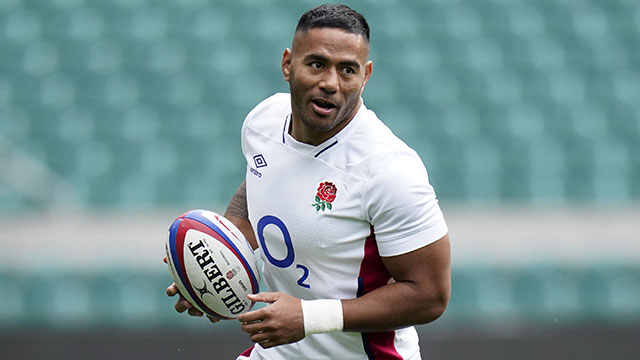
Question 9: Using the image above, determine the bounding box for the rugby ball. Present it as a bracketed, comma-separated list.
[165, 209, 260, 319]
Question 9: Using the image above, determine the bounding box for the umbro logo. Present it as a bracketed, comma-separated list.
[253, 154, 267, 168]
[250, 154, 267, 178]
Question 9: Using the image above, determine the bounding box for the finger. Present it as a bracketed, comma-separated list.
[240, 320, 266, 335]
[248, 292, 279, 304]
[249, 331, 271, 344]
[166, 283, 179, 296]
[260, 339, 283, 349]
[207, 316, 221, 323]
[175, 298, 193, 313]
[163, 256, 167, 264]
[237, 308, 264, 323]
[188, 307, 204, 317]
[257, 335, 286, 350]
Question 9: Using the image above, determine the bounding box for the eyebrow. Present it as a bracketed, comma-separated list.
[305, 53, 361, 70]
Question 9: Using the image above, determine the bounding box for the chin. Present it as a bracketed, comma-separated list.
[302, 120, 335, 133]
[305, 115, 342, 132]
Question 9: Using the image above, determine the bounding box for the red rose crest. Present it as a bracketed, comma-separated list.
[312, 181, 337, 211]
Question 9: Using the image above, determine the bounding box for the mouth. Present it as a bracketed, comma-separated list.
[311, 98, 337, 116]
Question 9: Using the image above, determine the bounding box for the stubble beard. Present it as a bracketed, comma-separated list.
[289, 84, 341, 134]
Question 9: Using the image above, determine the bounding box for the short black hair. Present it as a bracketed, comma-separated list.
[296, 4, 370, 43]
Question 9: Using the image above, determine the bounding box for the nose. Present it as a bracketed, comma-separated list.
[318, 67, 338, 94]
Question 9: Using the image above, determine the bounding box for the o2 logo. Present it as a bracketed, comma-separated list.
[257, 215, 310, 289]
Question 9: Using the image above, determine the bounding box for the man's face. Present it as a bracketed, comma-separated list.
[282, 27, 372, 145]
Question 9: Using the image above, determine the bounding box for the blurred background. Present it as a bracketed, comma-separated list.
[1, 0, 639, 358]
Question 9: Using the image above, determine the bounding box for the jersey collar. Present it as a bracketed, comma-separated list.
[283, 100, 366, 158]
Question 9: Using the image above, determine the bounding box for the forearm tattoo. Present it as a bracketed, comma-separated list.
[224, 180, 249, 221]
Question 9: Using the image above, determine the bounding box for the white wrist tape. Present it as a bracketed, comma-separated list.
[301, 299, 344, 335]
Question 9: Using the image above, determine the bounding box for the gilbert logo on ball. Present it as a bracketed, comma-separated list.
[165, 210, 260, 319]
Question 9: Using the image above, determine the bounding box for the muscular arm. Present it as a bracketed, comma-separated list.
[239, 232, 451, 348]
[342, 233, 451, 332]
[224, 180, 258, 250]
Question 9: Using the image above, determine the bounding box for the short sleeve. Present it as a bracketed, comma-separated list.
[365, 151, 448, 257]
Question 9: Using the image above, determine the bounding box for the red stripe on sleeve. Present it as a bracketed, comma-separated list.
[357, 227, 403, 359]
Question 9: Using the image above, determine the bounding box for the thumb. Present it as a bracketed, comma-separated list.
[248, 292, 280, 304]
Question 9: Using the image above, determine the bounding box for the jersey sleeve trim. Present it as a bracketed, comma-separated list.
[377, 218, 448, 257]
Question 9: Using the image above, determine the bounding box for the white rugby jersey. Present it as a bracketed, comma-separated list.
[238, 93, 448, 360]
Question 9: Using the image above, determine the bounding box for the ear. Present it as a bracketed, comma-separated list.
[361, 60, 373, 90]
[281, 48, 292, 82]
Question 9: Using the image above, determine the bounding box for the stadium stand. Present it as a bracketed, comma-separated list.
[1, 0, 638, 207]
